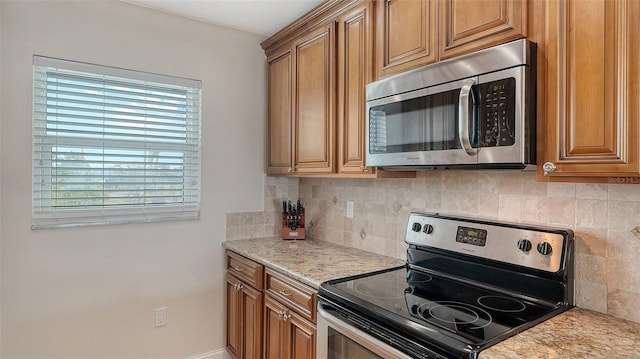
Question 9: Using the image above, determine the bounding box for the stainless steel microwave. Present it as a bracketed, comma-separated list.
[365, 39, 536, 170]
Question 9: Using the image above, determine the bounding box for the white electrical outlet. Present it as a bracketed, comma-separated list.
[155, 307, 167, 328]
[346, 201, 354, 219]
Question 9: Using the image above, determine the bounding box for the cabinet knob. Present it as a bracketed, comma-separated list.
[542, 162, 557, 176]
[277, 310, 286, 320]
[360, 166, 369, 172]
[277, 310, 291, 321]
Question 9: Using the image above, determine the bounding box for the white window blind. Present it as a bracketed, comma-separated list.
[32, 56, 202, 229]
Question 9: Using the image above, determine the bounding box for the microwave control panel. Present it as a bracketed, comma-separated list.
[479, 77, 516, 147]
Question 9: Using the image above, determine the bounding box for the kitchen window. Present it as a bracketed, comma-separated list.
[32, 56, 202, 229]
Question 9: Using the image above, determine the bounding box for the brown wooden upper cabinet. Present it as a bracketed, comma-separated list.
[292, 23, 336, 174]
[439, 0, 527, 60]
[338, 1, 375, 175]
[265, 23, 335, 176]
[266, 46, 293, 176]
[376, 0, 527, 77]
[536, 0, 640, 182]
[376, 0, 437, 78]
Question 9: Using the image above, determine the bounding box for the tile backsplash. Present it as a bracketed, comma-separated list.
[227, 171, 640, 323]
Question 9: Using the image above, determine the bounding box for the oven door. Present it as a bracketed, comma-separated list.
[316, 302, 413, 359]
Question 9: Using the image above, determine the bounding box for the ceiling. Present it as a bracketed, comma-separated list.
[122, 0, 325, 37]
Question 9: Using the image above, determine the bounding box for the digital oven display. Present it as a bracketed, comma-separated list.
[456, 226, 487, 247]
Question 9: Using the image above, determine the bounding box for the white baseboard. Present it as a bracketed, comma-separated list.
[186, 349, 231, 359]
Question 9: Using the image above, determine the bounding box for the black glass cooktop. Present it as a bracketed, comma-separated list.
[321, 266, 561, 349]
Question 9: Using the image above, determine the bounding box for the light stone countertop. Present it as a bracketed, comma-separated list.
[222, 237, 405, 289]
[223, 238, 640, 358]
[480, 307, 640, 358]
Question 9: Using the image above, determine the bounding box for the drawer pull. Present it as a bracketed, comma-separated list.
[233, 266, 244, 272]
[279, 289, 293, 297]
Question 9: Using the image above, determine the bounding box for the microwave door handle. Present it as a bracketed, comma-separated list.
[458, 79, 477, 155]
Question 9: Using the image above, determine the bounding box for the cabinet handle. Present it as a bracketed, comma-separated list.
[233, 266, 244, 272]
[284, 311, 291, 321]
[233, 283, 243, 291]
[360, 166, 369, 173]
[278, 289, 292, 297]
[278, 310, 286, 320]
[542, 162, 557, 176]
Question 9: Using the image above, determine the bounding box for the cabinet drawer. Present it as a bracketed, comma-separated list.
[265, 268, 317, 323]
[226, 251, 264, 290]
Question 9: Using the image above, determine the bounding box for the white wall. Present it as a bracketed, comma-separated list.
[1, 1, 266, 358]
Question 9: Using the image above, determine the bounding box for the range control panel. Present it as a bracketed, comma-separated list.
[405, 212, 572, 273]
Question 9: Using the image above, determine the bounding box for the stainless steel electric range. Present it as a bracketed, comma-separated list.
[317, 212, 574, 359]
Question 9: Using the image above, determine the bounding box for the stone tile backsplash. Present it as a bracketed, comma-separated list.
[227, 171, 640, 323]
[226, 176, 299, 240]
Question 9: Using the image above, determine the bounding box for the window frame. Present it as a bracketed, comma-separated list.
[32, 56, 202, 229]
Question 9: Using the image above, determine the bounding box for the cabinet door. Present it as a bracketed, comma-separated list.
[287, 311, 316, 359]
[226, 274, 242, 358]
[337, 1, 374, 175]
[439, 0, 526, 59]
[241, 284, 263, 359]
[264, 296, 287, 359]
[227, 273, 263, 359]
[376, 0, 437, 78]
[267, 46, 294, 175]
[292, 23, 336, 174]
[541, 0, 639, 181]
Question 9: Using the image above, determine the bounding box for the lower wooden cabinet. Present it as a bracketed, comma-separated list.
[226, 273, 263, 359]
[225, 250, 316, 359]
[264, 295, 316, 359]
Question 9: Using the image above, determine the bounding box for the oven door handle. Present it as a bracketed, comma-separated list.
[458, 79, 477, 156]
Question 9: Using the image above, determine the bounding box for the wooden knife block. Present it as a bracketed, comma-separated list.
[282, 213, 305, 240]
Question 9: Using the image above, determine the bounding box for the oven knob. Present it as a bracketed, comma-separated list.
[537, 242, 553, 255]
[411, 222, 422, 232]
[517, 239, 532, 252]
[422, 224, 433, 234]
